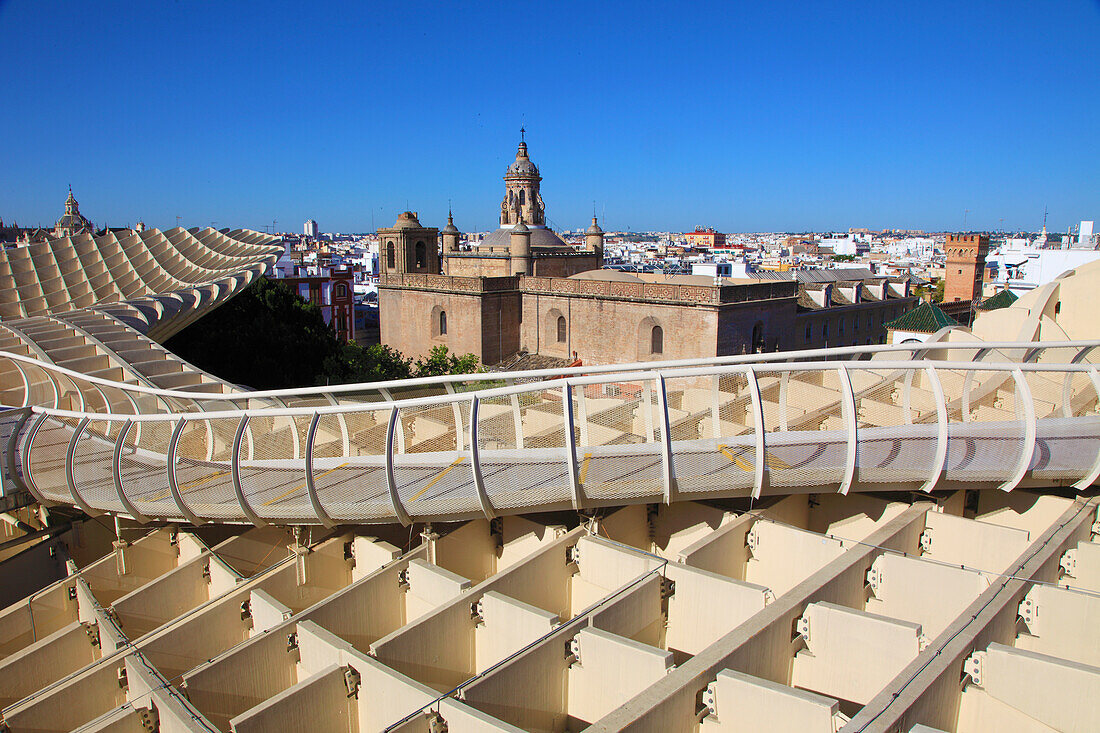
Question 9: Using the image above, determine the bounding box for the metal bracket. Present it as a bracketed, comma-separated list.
[963, 650, 984, 686]
[566, 635, 581, 665]
[1060, 548, 1078, 578]
[471, 599, 484, 624]
[427, 712, 449, 733]
[745, 524, 760, 555]
[137, 707, 158, 732]
[566, 544, 580, 566]
[117, 665, 128, 690]
[240, 599, 251, 620]
[344, 666, 361, 699]
[866, 560, 884, 597]
[919, 528, 934, 555]
[701, 680, 718, 720]
[660, 577, 676, 600]
[794, 613, 810, 643]
[1018, 592, 1038, 632]
[84, 622, 100, 649]
[286, 632, 298, 652]
[397, 568, 410, 589]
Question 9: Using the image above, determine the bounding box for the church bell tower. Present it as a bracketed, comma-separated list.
[500, 129, 545, 227]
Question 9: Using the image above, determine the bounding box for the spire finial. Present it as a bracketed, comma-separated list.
[520, 126, 525, 143]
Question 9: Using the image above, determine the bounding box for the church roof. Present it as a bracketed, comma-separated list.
[885, 301, 958, 333]
[506, 140, 539, 178]
[975, 288, 1019, 311]
[480, 226, 568, 249]
[441, 213, 459, 235]
[387, 211, 426, 230]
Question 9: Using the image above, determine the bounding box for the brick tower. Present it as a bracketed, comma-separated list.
[944, 233, 989, 303]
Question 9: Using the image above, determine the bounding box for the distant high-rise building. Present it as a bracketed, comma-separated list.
[304, 219, 319, 238]
[944, 233, 989, 304]
[1080, 220, 1095, 248]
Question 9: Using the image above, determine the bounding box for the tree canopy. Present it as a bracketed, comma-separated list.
[164, 277, 479, 389]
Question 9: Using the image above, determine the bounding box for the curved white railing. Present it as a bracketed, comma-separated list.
[5, 340, 1099, 526]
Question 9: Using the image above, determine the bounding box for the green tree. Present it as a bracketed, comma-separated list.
[321, 342, 412, 384]
[164, 277, 341, 390]
[413, 345, 481, 378]
[165, 278, 482, 388]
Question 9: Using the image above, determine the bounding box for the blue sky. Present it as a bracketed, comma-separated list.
[2, 1, 1098, 234]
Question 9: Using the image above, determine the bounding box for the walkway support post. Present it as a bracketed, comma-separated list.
[655, 373, 675, 505]
[562, 382, 583, 511]
[112, 420, 149, 523]
[468, 396, 495, 520]
[744, 366, 765, 500]
[166, 419, 204, 525]
[997, 368, 1036, 492]
[921, 366, 949, 494]
[231, 415, 266, 527]
[304, 413, 336, 529]
[837, 366, 857, 495]
[65, 417, 98, 516]
[384, 406, 411, 526]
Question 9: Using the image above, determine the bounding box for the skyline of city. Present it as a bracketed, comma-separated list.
[2, 1, 1098, 233]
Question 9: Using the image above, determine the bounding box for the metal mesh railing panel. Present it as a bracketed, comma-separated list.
[758, 368, 846, 490]
[122, 420, 177, 517]
[71, 419, 125, 512]
[578, 379, 664, 502]
[665, 374, 754, 498]
[173, 417, 239, 519]
[477, 385, 572, 510]
[245, 415, 310, 521]
[27, 415, 74, 503]
[312, 408, 392, 522]
[942, 368, 1026, 485]
[393, 402, 474, 519]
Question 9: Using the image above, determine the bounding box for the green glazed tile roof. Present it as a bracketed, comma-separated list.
[885, 301, 959, 333]
[975, 288, 1019, 311]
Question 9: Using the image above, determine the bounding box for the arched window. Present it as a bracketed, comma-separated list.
[439, 310, 447, 336]
[415, 241, 426, 268]
[557, 316, 567, 343]
[334, 283, 347, 299]
[751, 322, 765, 353]
[386, 242, 395, 269]
[651, 325, 663, 354]
[519, 189, 526, 206]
